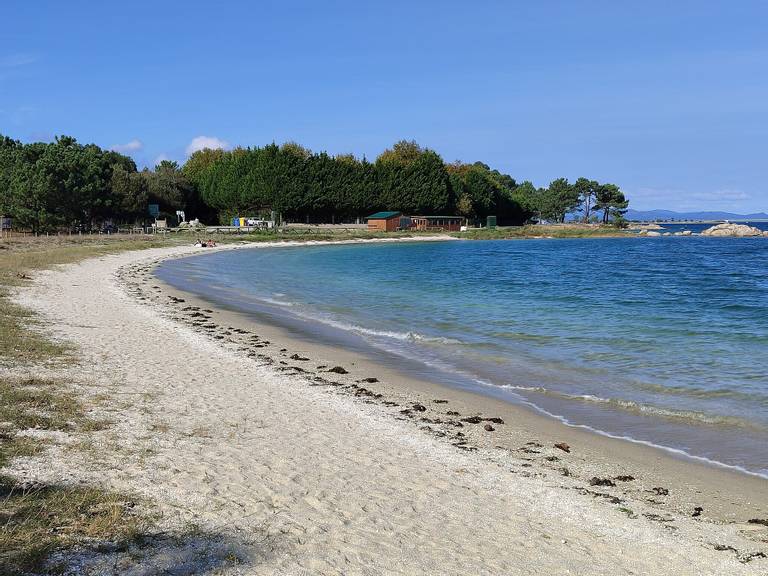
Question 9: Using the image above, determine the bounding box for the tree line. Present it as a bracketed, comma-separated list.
[0, 135, 212, 233]
[0, 134, 628, 232]
[531, 177, 629, 224]
[192, 140, 535, 224]
[187, 139, 628, 225]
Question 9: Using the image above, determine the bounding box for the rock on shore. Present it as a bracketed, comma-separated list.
[631, 223, 665, 231]
[702, 223, 767, 237]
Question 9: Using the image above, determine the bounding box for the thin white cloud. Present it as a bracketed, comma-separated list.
[111, 139, 144, 153]
[690, 189, 750, 203]
[628, 187, 755, 212]
[154, 153, 170, 166]
[186, 135, 229, 156]
[0, 53, 36, 68]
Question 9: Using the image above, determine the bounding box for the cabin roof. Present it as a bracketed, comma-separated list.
[366, 211, 401, 220]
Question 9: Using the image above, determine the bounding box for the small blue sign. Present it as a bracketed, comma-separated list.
[148, 204, 160, 217]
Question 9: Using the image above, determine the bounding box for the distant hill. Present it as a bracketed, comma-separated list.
[625, 209, 768, 222]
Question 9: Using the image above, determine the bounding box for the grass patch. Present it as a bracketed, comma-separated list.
[0, 377, 140, 574]
[0, 378, 108, 449]
[0, 437, 43, 468]
[0, 478, 147, 575]
[0, 237, 178, 574]
[0, 297, 71, 364]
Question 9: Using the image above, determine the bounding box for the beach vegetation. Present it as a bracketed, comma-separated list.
[0, 238, 173, 574]
[0, 375, 143, 575]
[0, 479, 148, 575]
[612, 213, 629, 229]
[1, 132, 629, 233]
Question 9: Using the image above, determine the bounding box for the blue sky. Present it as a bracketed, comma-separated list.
[2, 1, 766, 212]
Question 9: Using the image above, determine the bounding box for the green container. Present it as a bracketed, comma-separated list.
[487, 215, 497, 229]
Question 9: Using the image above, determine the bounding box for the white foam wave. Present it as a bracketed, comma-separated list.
[466, 380, 768, 479]
[496, 384, 761, 429]
[259, 297, 294, 307]
[285, 310, 465, 346]
[526, 401, 768, 480]
[348, 325, 464, 345]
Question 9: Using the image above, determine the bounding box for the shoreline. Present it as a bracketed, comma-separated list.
[10, 240, 768, 573]
[154, 241, 768, 481]
[138, 242, 768, 523]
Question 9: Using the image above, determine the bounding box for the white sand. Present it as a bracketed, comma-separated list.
[10, 244, 768, 575]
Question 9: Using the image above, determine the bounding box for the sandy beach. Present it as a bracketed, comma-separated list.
[8, 241, 768, 574]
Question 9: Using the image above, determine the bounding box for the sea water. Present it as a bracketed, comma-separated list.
[157, 235, 768, 476]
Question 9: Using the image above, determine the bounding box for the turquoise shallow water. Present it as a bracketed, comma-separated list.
[157, 237, 768, 477]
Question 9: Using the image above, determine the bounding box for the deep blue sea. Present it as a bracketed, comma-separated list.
[157, 236, 768, 477]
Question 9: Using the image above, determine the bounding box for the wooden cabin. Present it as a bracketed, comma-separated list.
[411, 216, 465, 232]
[366, 211, 402, 232]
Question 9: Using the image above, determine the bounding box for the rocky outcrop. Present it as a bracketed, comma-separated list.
[631, 223, 664, 231]
[702, 223, 767, 237]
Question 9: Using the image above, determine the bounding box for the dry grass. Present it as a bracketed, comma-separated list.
[0, 377, 141, 575]
[0, 297, 70, 364]
[0, 481, 147, 575]
[0, 236, 174, 574]
[0, 378, 103, 438]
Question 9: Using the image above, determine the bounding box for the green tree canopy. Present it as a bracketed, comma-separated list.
[0, 132, 628, 230]
[574, 177, 600, 222]
[594, 183, 628, 223]
[535, 178, 580, 223]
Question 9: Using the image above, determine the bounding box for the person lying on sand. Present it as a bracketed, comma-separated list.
[193, 238, 216, 248]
